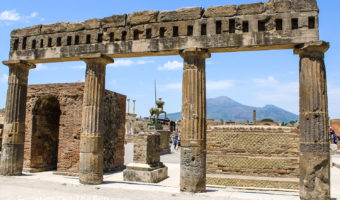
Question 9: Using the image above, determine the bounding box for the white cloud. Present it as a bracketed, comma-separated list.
[0, 74, 8, 83]
[253, 76, 278, 86]
[157, 61, 182, 71]
[29, 12, 38, 18]
[108, 59, 153, 68]
[207, 80, 234, 90]
[0, 10, 20, 21]
[33, 64, 48, 71]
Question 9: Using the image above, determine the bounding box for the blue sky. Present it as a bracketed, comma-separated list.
[0, 0, 339, 119]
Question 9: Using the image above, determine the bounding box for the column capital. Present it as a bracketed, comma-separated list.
[294, 41, 329, 58]
[2, 60, 36, 69]
[179, 48, 211, 59]
[80, 53, 114, 65]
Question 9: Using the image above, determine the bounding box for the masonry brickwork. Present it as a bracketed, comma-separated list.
[23, 83, 126, 174]
[206, 125, 300, 189]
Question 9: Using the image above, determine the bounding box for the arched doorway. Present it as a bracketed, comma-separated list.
[30, 95, 61, 172]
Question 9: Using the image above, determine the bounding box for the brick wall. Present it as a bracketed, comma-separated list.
[23, 83, 126, 174]
[206, 125, 300, 189]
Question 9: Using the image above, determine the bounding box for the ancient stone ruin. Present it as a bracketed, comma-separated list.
[22, 83, 126, 174]
[0, 0, 330, 199]
[207, 125, 299, 189]
[123, 132, 168, 183]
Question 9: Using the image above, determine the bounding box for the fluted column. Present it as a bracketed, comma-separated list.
[294, 41, 330, 200]
[0, 60, 35, 175]
[79, 54, 113, 184]
[180, 48, 210, 192]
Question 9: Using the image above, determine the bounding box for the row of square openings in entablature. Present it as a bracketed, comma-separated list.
[12, 16, 316, 51]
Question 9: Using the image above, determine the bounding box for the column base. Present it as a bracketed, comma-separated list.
[180, 146, 206, 192]
[0, 143, 24, 176]
[79, 152, 103, 185]
[299, 152, 330, 200]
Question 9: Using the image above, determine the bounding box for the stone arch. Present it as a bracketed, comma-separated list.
[30, 95, 61, 172]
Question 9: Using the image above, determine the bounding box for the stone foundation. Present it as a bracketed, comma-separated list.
[22, 83, 126, 174]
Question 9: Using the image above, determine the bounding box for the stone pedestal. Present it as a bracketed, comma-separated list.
[79, 54, 113, 185]
[180, 48, 210, 193]
[149, 130, 171, 154]
[294, 41, 330, 200]
[123, 132, 168, 183]
[0, 61, 35, 176]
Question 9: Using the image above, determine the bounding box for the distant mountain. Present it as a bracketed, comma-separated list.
[166, 96, 298, 123]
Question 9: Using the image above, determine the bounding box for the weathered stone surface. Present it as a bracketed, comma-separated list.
[102, 14, 126, 28]
[203, 5, 237, 18]
[206, 125, 299, 189]
[295, 41, 330, 200]
[66, 22, 85, 32]
[11, 25, 41, 37]
[127, 11, 158, 25]
[158, 7, 203, 22]
[84, 19, 101, 30]
[180, 49, 210, 193]
[79, 55, 113, 185]
[0, 61, 35, 176]
[41, 22, 68, 34]
[123, 132, 168, 183]
[237, 3, 266, 15]
[123, 166, 168, 183]
[22, 83, 126, 174]
[292, 0, 318, 12]
[267, 0, 292, 13]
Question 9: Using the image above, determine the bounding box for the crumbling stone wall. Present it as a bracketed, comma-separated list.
[23, 83, 126, 174]
[206, 125, 299, 189]
[0, 109, 4, 151]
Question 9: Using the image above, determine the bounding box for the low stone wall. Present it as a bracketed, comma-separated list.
[23, 83, 126, 174]
[206, 125, 300, 189]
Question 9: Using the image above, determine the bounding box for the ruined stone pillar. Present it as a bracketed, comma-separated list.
[0, 60, 35, 175]
[179, 48, 210, 192]
[294, 41, 330, 200]
[133, 100, 136, 114]
[127, 99, 130, 114]
[79, 54, 113, 184]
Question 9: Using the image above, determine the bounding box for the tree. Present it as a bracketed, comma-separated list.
[261, 118, 274, 122]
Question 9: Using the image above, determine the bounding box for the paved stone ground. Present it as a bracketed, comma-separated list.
[1, 144, 340, 200]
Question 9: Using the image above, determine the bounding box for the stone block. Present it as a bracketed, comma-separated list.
[127, 11, 158, 25]
[158, 7, 203, 22]
[203, 5, 237, 18]
[84, 19, 101, 30]
[102, 15, 126, 28]
[66, 22, 85, 32]
[123, 165, 168, 183]
[237, 3, 266, 15]
[11, 25, 41, 37]
[291, 0, 318, 12]
[133, 133, 160, 164]
[41, 22, 68, 34]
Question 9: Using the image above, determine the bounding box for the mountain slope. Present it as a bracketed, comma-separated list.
[167, 96, 298, 123]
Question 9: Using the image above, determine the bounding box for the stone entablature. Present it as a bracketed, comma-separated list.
[9, 0, 318, 62]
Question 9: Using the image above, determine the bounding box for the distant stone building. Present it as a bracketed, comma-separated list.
[331, 119, 340, 137]
[22, 83, 126, 175]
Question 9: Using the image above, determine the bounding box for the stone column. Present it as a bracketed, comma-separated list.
[253, 110, 256, 125]
[79, 54, 113, 185]
[294, 41, 330, 200]
[179, 48, 210, 192]
[127, 99, 130, 114]
[133, 100, 136, 114]
[0, 60, 35, 175]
